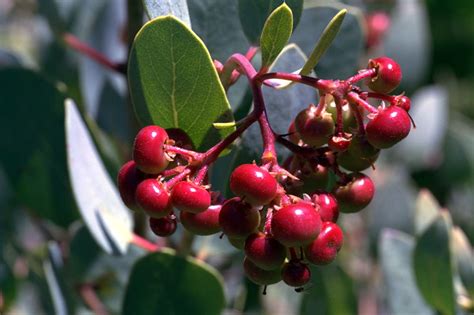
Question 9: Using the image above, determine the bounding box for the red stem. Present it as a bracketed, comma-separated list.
[333, 96, 345, 135]
[264, 208, 273, 235]
[314, 94, 326, 117]
[193, 165, 209, 185]
[131, 234, 160, 252]
[63, 33, 125, 74]
[346, 92, 378, 114]
[346, 68, 377, 85]
[78, 284, 109, 315]
[257, 72, 333, 92]
[164, 144, 202, 160]
[166, 169, 191, 188]
[348, 102, 366, 135]
[366, 92, 394, 103]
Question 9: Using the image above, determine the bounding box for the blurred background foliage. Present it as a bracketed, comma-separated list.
[0, 0, 473, 314]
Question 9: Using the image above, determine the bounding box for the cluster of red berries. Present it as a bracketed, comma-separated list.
[117, 56, 413, 292]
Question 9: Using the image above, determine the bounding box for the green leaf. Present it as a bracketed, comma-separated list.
[122, 250, 225, 315]
[379, 229, 434, 315]
[260, 3, 293, 69]
[0, 68, 77, 227]
[128, 16, 235, 151]
[292, 2, 364, 79]
[452, 227, 474, 300]
[415, 189, 441, 235]
[65, 99, 133, 255]
[300, 264, 357, 315]
[143, 0, 191, 26]
[238, 0, 303, 44]
[414, 213, 456, 315]
[299, 9, 346, 76]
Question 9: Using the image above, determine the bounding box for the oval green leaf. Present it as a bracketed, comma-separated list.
[238, 0, 303, 44]
[414, 213, 456, 315]
[122, 250, 225, 315]
[415, 189, 441, 235]
[128, 16, 234, 151]
[452, 227, 474, 300]
[260, 3, 294, 69]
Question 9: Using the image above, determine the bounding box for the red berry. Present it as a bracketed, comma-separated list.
[305, 222, 343, 265]
[294, 106, 334, 147]
[366, 106, 411, 149]
[135, 179, 172, 218]
[313, 192, 339, 223]
[133, 125, 169, 174]
[219, 198, 260, 239]
[180, 205, 221, 235]
[367, 56, 402, 93]
[393, 95, 411, 112]
[170, 181, 211, 213]
[271, 202, 322, 247]
[230, 164, 277, 206]
[244, 233, 287, 270]
[328, 135, 352, 153]
[117, 160, 146, 210]
[281, 261, 311, 287]
[149, 215, 177, 237]
[243, 257, 281, 285]
[333, 173, 375, 213]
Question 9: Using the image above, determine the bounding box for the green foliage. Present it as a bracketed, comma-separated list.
[414, 213, 456, 315]
[238, 0, 303, 44]
[260, 3, 294, 69]
[0, 68, 77, 227]
[122, 250, 225, 315]
[128, 16, 235, 151]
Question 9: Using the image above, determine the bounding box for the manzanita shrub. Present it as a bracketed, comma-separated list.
[1, 0, 474, 314]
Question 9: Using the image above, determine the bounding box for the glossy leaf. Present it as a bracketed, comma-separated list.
[300, 264, 357, 315]
[143, 0, 191, 27]
[122, 250, 225, 315]
[292, 2, 364, 79]
[260, 3, 294, 69]
[415, 189, 441, 235]
[299, 9, 346, 76]
[452, 227, 474, 300]
[128, 16, 234, 151]
[238, 0, 303, 44]
[414, 213, 456, 315]
[0, 68, 77, 227]
[379, 229, 434, 315]
[66, 99, 132, 255]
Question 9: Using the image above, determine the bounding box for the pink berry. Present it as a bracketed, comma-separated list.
[180, 205, 221, 235]
[133, 125, 169, 174]
[294, 106, 334, 147]
[305, 222, 343, 265]
[366, 106, 411, 149]
[149, 215, 177, 237]
[243, 257, 281, 285]
[333, 173, 375, 213]
[245, 233, 287, 270]
[281, 261, 311, 287]
[170, 181, 211, 213]
[230, 164, 278, 206]
[393, 95, 411, 112]
[135, 179, 172, 218]
[271, 202, 322, 247]
[219, 198, 260, 239]
[117, 160, 145, 210]
[367, 56, 402, 93]
[312, 192, 339, 223]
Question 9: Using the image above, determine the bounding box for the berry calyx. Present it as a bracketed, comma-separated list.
[313, 192, 339, 223]
[170, 181, 211, 213]
[117, 160, 145, 210]
[366, 106, 411, 149]
[230, 164, 278, 206]
[135, 179, 172, 218]
[244, 233, 287, 270]
[393, 95, 411, 112]
[149, 215, 177, 237]
[281, 261, 311, 287]
[243, 257, 282, 285]
[271, 202, 322, 247]
[328, 135, 352, 153]
[219, 197, 260, 239]
[367, 56, 402, 93]
[305, 222, 343, 265]
[333, 173, 375, 213]
[294, 106, 335, 147]
[180, 205, 221, 235]
[133, 125, 169, 174]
